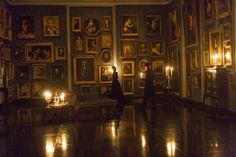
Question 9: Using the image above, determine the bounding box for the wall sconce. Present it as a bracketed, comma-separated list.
[43, 90, 67, 106]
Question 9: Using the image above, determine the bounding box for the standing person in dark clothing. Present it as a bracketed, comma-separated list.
[110, 66, 124, 105]
[142, 62, 156, 110]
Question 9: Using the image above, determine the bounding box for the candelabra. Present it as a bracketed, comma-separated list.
[43, 91, 66, 106]
[165, 66, 174, 89]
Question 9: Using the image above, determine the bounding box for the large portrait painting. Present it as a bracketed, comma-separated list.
[169, 9, 181, 42]
[184, 2, 198, 47]
[99, 65, 112, 83]
[121, 14, 138, 36]
[18, 15, 35, 39]
[138, 58, 149, 72]
[209, 30, 222, 66]
[122, 61, 134, 76]
[121, 39, 136, 57]
[215, 0, 231, 18]
[123, 78, 134, 95]
[74, 56, 96, 84]
[16, 65, 29, 80]
[86, 37, 98, 54]
[83, 17, 100, 36]
[25, 43, 54, 62]
[101, 33, 112, 48]
[43, 16, 59, 36]
[152, 60, 164, 74]
[146, 15, 161, 35]
[50, 65, 65, 82]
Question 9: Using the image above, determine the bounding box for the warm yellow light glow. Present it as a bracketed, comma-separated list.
[170, 67, 173, 77]
[212, 53, 219, 64]
[165, 66, 170, 77]
[108, 67, 113, 74]
[44, 91, 52, 100]
[61, 134, 67, 151]
[111, 122, 116, 139]
[141, 135, 146, 148]
[225, 51, 231, 61]
[46, 141, 54, 154]
[60, 92, 65, 102]
[139, 72, 143, 79]
[167, 141, 176, 156]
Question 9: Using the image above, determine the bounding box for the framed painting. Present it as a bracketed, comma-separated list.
[74, 33, 84, 55]
[169, 9, 181, 42]
[18, 15, 35, 39]
[150, 40, 165, 57]
[55, 46, 66, 60]
[86, 37, 98, 54]
[221, 23, 231, 41]
[100, 49, 112, 63]
[203, 50, 210, 67]
[73, 56, 96, 84]
[152, 60, 164, 74]
[146, 15, 161, 35]
[215, 0, 231, 18]
[43, 16, 59, 36]
[17, 81, 30, 98]
[16, 65, 29, 80]
[137, 40, 149, 56]
[184, 2, 198, 47]
[121, 14, 138, 36]
[223, 44, 232, 66]
[3, 9, 12, 41]
[209, 30, 222, 66]
[32, 64, 47, 79]
[99, 65, 112, 83]
[121, 39, 136, 57]
[25, 42, 54, 63]
[50, 65, 65, 82]
[72, 17, 81, 32]
[138, 58, 149, 72]
[123, 78, 134, 95]
[202, 0, 214, 23]
[31, 81, 45, 98]
[101, 33, 112, 48]
[103, 16, 112, 31]
[122, 61, 134, 76]
[83, 17, 100, 36]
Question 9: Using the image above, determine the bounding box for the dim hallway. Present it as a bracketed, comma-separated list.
[1, 99, 236, 157]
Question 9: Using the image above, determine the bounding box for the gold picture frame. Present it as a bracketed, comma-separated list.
[99, 65, 112, 83]
[17, 81, 31, 98]
[120, 39, 136, 57]
[146, 15, 161, 35]
[121, 14, 138, 36]
[122, 60, 134, 76]
[86, 37, 98, 54]
[103, 16, 112, 31]
[73, 56, 96, 84]
[43, 16, 59, 36]
[215, 0, 231, 18]
[55, 46, 66, 60]
[32, 64, 47, 79]
[72, 17, 81, 32]
[25, 42, 54, 63]
[152, 60, 164, 74]
[123, 78, 134, 95]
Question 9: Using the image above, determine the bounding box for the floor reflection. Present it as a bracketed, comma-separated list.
[2, 102, 236, 157]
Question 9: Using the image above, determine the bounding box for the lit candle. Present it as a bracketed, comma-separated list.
[225, 50, 231, 61]
[139, 72, 143, 79]
[60, 92, 65, 104]
[44, 91, 52, 103]
[170, 67, 173, 77]
[165, 66, 169, 77]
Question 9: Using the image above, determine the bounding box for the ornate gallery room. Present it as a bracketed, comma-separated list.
[1, 0, 236, 156]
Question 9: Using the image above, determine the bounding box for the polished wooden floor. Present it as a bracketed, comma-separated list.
[1, 99, 236, 157]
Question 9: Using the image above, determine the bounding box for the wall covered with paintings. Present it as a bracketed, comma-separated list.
[11, 5, 68, 99]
